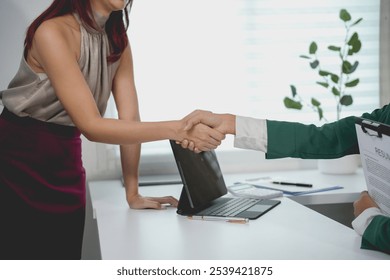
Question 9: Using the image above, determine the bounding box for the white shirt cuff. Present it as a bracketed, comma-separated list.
[351, 207, 383, 236]
[234, 116, 267, 152]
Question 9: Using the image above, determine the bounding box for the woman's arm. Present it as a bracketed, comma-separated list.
[353, 192, 390, 254]
[112, 44, 178, 209]
[361, 215, 390, 254]
[31, 19, 223, 150]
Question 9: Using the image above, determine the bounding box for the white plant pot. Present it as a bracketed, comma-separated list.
[317, 154, 360, 174]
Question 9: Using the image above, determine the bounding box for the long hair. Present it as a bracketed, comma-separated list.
[24, 0, 133, 62]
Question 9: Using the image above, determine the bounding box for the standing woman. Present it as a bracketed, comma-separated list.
[0, 0, 223, 260]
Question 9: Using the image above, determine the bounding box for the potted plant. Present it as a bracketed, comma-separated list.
[283, 9, 363, 173]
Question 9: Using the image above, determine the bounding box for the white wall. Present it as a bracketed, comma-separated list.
[0, 0, 51, 89]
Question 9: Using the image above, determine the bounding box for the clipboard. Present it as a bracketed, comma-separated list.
[355, 117, 390, 216]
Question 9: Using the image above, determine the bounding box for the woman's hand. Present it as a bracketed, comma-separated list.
[177, 110, 235, 152]
[127, 193, 178, 209]
[180, 122, 225, 152]
[183, 110, 236, 135]
[353, 191, 379, 217]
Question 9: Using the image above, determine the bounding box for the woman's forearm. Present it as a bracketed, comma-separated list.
[81, 116, 222, 151]
[81, 117, 181, 145]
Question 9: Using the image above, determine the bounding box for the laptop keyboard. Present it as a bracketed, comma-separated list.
[199, 197, 259, 217]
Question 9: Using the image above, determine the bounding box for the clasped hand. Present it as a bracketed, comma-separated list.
[178, 110, 235, 153]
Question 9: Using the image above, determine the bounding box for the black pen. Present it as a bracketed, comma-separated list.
[272, 181, 313, 188]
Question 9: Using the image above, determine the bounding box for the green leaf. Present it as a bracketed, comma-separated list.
[353, 40, 362, 54]
[331, 74, 339, 83]
[347, 33, 362, 54]
[317, 107, 324, 121]
[316, 81, 329, 88]
[348, 32, 359, 46]
[351, 18, 363, 27]
[310, 60, 319, 69]
[309, 42, 318, 54]
[342, 61, 359, 74]
[342, 61, 352, 73]
[340, 9, 351, 22]
[312, 99, 323, 120]
[351, 61, 359, 72]
[328, 45, 341, 52]
[345, 78, 360, 87]
[319, 70, 331, 77]
[290, 85, 297, 97]
[343, 61, 359, 74]
[340, 95, 353, 106]
[332, 87, 340, 96]
[284, 97, 303, 110]
[311, 98, 321, 107]
[299, 55, 311, 59]
[348, 39, 362, 55]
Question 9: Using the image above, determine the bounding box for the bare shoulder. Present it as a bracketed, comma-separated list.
[34, 14, 79, 45]
[30, 14, 81, 67]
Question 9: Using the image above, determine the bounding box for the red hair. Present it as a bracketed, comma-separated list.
[24, 0, 133, 63]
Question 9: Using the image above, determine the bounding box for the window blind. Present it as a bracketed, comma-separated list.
[108, 0, 380, 174]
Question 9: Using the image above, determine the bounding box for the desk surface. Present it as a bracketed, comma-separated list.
[88, 169, 390, 260]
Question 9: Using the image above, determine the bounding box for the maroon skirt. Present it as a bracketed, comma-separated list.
[0, 108, 86, 259]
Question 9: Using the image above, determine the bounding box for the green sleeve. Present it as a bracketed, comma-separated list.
[266, 104, 390, 159]
[361, 215, 390, 255]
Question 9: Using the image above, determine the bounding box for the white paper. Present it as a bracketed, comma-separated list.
[238, 177, 343, 196]
[356, 122, 390, 216]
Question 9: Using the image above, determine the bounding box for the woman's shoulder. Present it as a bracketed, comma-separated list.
[35, 14, 80, 43]
[32, 14, 81, 57]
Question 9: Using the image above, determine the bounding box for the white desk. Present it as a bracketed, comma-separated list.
[88, 169, 390, 260]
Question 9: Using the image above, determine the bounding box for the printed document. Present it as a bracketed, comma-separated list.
[356, 119, 390, 216]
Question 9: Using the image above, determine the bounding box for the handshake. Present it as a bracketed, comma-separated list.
[177, 110, 236, 153]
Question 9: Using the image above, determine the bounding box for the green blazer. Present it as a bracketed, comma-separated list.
[361, 215, 390, 254]
[266, 104, 390, 160]
[266, 104, 390, 255]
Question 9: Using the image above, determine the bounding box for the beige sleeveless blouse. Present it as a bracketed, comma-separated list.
[0, 13, 120, 126]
